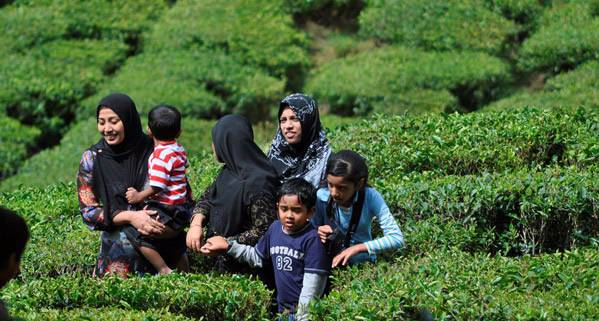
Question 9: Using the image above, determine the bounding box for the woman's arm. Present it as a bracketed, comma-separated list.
[77, 150, 105, 230]
[229, 193, 277, 246]
[187, 184, 213, 252]
[363, 189, 404, 255]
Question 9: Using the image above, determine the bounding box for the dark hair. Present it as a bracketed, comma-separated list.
[326, 150, 369, 186]
[0, 207, 29, 268]
[277, 178, 317, 209]
[148, 105, 181, 141]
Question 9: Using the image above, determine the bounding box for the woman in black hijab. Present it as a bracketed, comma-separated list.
[187, 114, 279, 272]
[268, 93, 331, 187]
[78, 93, 187, 276]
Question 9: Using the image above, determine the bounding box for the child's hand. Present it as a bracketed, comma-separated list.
[332, 243, 367, 268]
[126, 187, 143, 204]
[200, 236, 229, 256]
[317, 225, 333, 243]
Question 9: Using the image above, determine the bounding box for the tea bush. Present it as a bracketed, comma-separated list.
[0, 0, 165, 53]
[359, 0, 517, 54]
[14, 308, 200, 321]
[282, 0, 358, 14]
[486, 60, 599, 110]
[144, 0, 309, 84]
[0, 116, 40, 179]
[483, 0, 544, 25]
[311, 248, 599, 320]
[78, 47, 285, 121]
[2, 274, 271, 321]
[0, 39, 128, 134]
[328, 108, 598, 178]
[518, 2, 599, 72]
[379, 166, 599, 255]
[305, 46, 510, 114]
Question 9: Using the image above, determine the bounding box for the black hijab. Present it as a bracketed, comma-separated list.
[90, 93, 154, 228]
[209, 115, 279, 237]
[267, 93, 331, 181]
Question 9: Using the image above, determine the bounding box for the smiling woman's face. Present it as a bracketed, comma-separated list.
[97, 107, 125, 145]
[279, 107, 302, 144]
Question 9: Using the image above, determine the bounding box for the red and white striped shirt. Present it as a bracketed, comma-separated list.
[148, 141, 188, 205]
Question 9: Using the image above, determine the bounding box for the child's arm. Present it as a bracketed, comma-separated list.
[296, 273, 327, 321]
[362, 189, 404, 255]
[125, 186, 162, 204]
[227, 241, 264, 268]
[201, 236, 265, 268]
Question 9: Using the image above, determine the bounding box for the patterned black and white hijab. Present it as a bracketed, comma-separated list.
[267, 93, 331, 187]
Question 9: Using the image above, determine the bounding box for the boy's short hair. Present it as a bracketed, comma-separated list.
[0, 207, 29, 268]
[148, 105, 181, 141]
[277, 178, 317, 209]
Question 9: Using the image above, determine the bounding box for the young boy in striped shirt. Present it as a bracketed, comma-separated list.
[125, 105, 191, 275]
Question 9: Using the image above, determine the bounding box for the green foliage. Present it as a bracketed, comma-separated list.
[328, 108, 598, 178]
[2, 274, 271, 321]
[486, 60, 599, 110]
[14, 308, 200, 321]
[0, 183, 95, 279]
[79, 48, 284, 121]
[306, 46, 510, 114]
[0, 0, 165, 53]
[518, 2, 599, 72]
[0, 39, 128, 133]
[359, 0, 517, 54]
[145, 0, 310, 84]
[311, 248, 599, 320]
[381, 167, 599, 255]
[0, 116, 40, 179]
[282, 0, 358, 14]
[483, 0, 544, 24]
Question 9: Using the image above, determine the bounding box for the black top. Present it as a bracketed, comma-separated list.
[207, 114, 279, 238]
[90, 93, 154, 229]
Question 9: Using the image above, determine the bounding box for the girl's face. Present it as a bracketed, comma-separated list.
[327, 174, 364, 207]
[97, 108, 125, 145]
[279, 107, 302, 144]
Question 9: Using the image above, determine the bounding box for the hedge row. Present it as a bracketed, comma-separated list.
[0, 0, 165, 53]
[13, 308, 199, 321]
[483, 0, 544, 26]
[486, 59, 599, 111]
[359, 0, 517, 54]
[328, 108, 598, 178]
[378, 166, 599, 255]
[312, 247, 599, 320]
[0, 0, 165, 136]
[306, 45, 510, 114]
[517, 1, 599, 72]
[0, 39, 128, 134]
[78, 48, 284, 121]
[0, 116, 40, 179]
[2, 274, 271, 321]
[144, 0, 309, 85]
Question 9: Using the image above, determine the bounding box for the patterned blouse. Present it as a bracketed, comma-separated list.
[78, 149, 154, 277]
[192, 184, 277, 273]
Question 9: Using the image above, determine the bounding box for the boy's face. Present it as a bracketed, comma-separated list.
[278, 194, 314, 233]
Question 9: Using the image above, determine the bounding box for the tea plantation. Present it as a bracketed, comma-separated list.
[0, 0, 597, 320]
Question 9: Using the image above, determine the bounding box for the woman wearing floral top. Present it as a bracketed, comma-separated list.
[78, 93, 189, 277]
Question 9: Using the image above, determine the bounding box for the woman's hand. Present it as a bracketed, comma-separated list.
[317, 225, 333, 243]
[186, 214, 205, 252]
[200, 236, 229, 256]
[332, 243, 367, 268]
[126, 208, 165, 236]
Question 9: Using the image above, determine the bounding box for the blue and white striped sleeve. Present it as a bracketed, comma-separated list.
[363, 189, 404, 255]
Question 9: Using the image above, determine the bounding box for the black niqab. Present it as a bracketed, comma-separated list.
[90, 93, 154, 229]
[209, 115, 279, 237]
